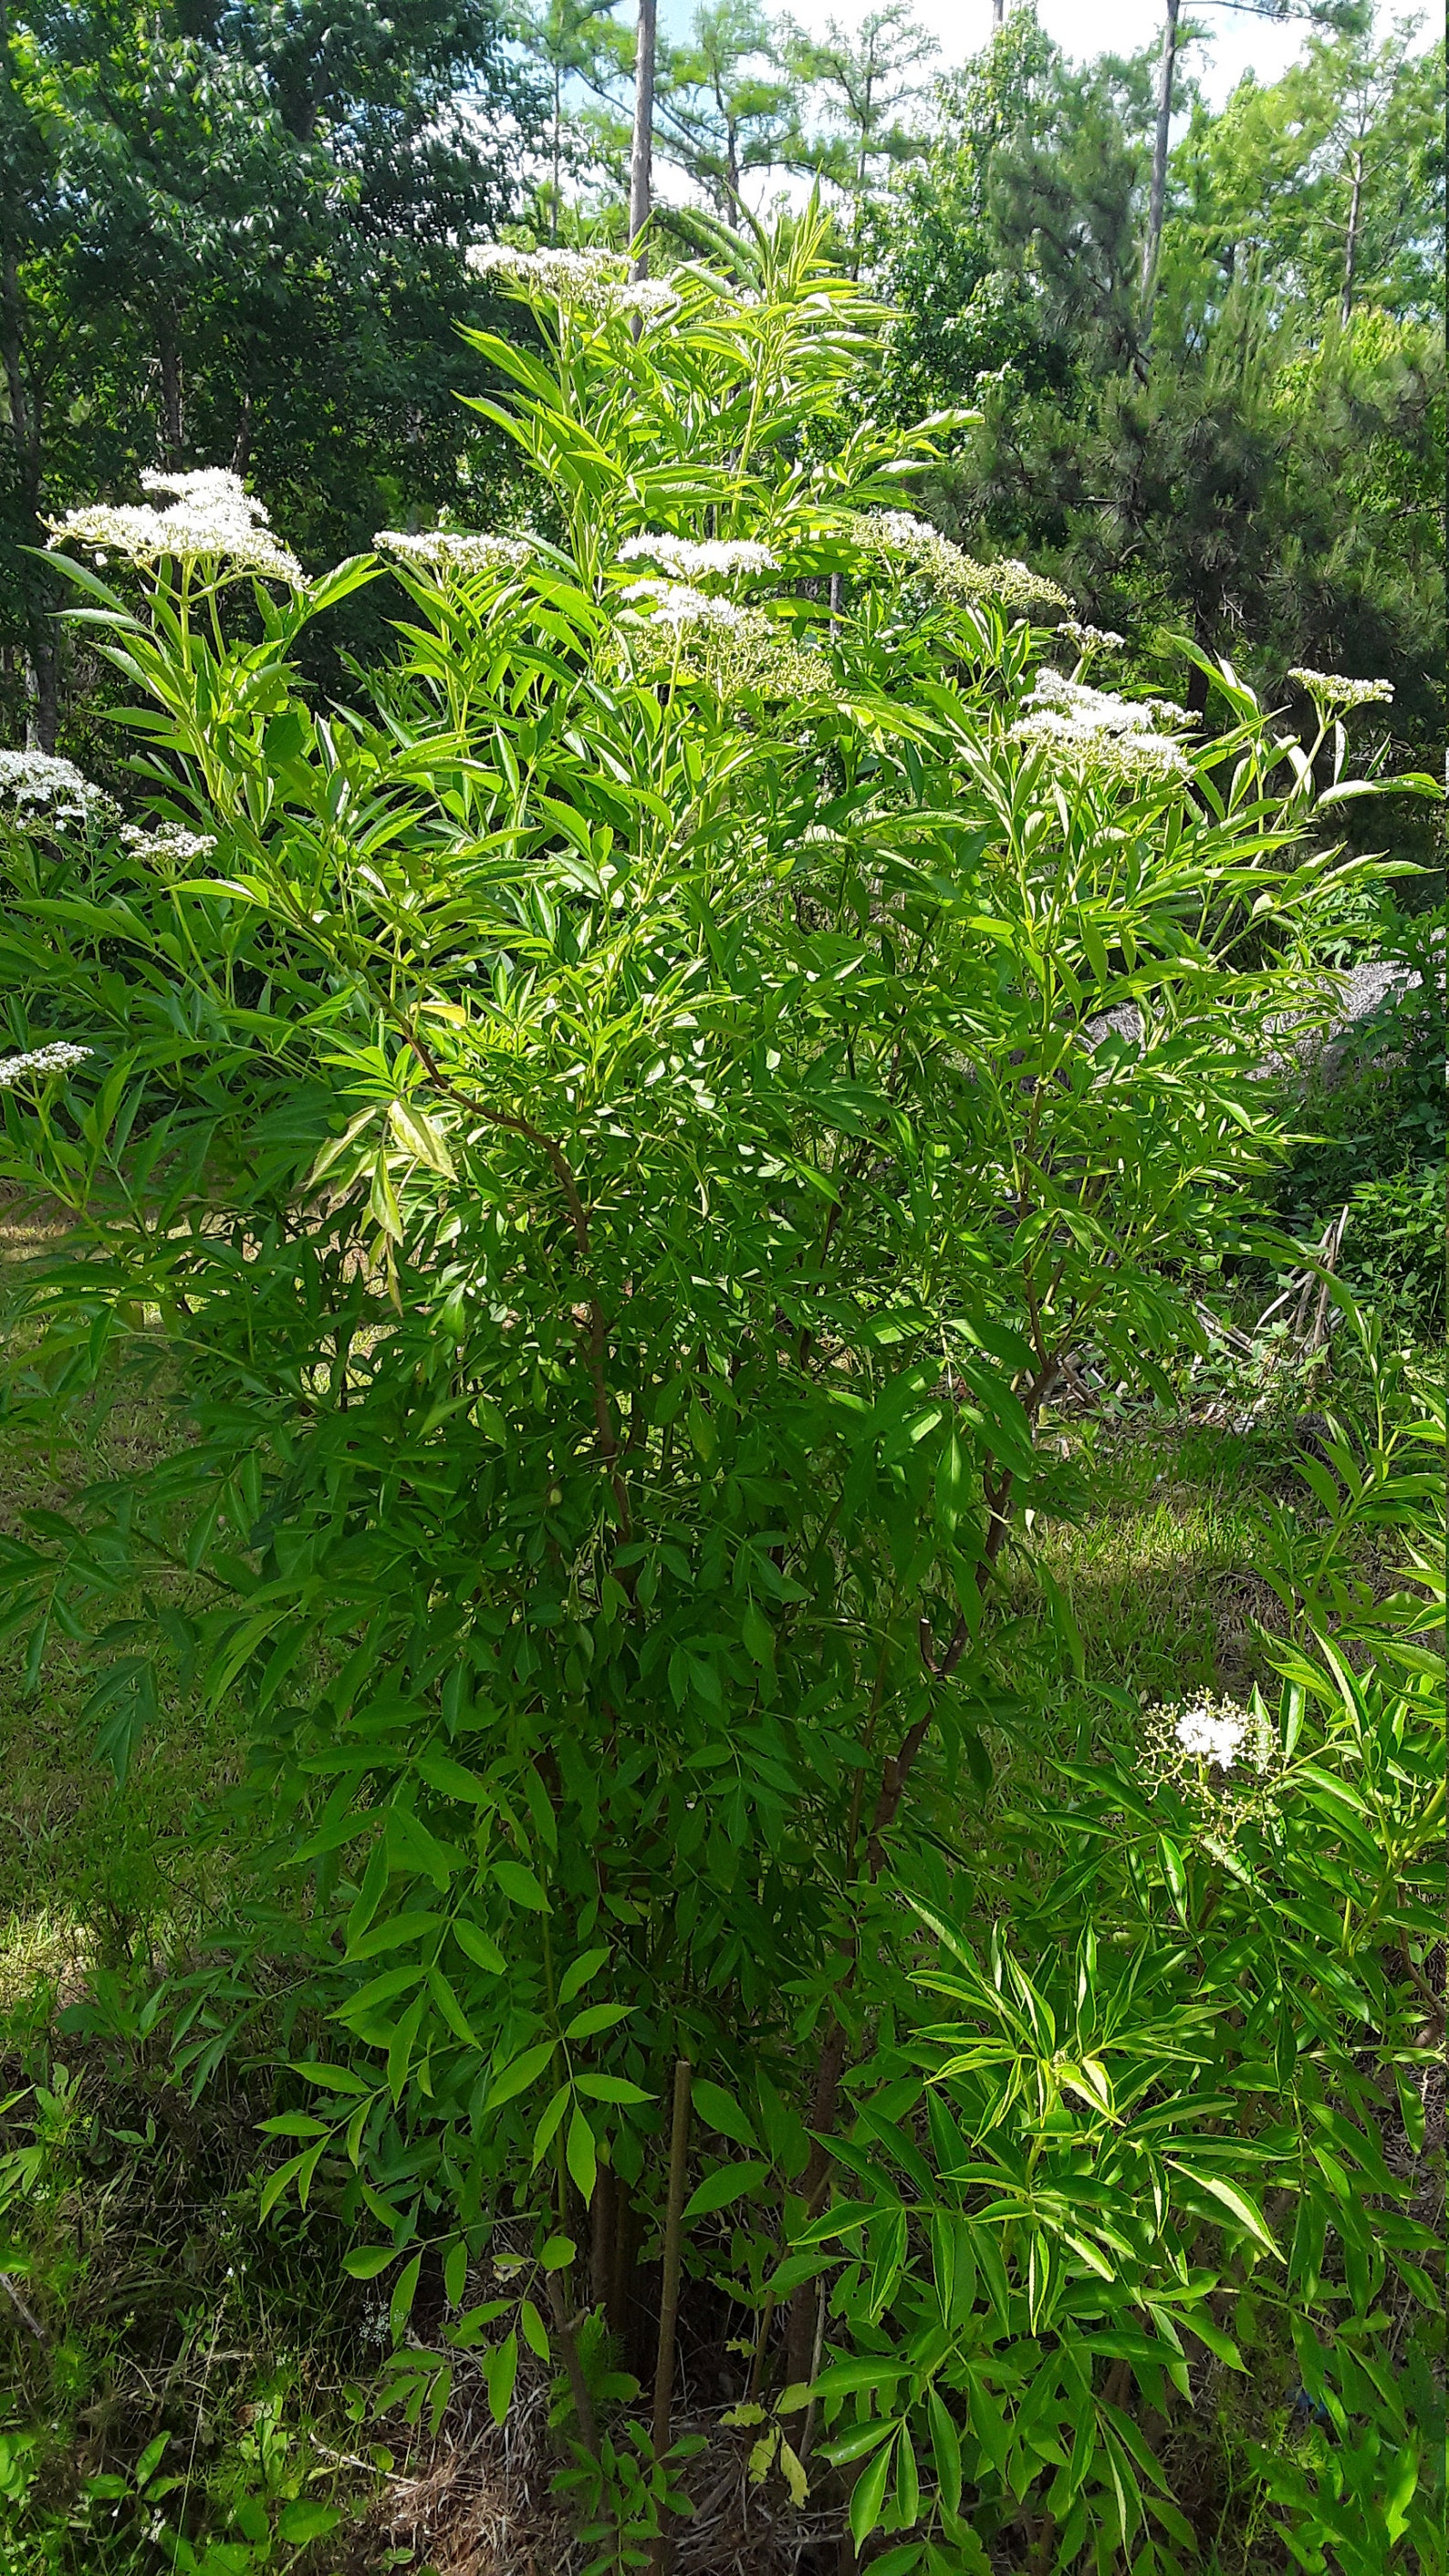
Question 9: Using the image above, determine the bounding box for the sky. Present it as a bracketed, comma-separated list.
[657, 0, 1313, 108]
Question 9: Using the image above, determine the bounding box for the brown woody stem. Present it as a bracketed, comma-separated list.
[649, 2057, 693, 2571]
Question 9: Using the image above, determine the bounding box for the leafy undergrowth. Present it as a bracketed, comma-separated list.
[5, 1207, 1436, 2574]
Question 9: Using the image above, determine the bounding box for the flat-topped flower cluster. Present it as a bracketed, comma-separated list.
[375, 529, 532, 576]
[858, 510, 1070, 617]
[1289, 667, 1394, 712]
[619, 578, 755, 636]
[0, 748, 113, 826]
[121, 821, 218, 865]
[0, 1040, 93, 1088]
[47, 468, 302, 585]
[468, 244, 677, 321]
[1059, 618, 1126, 655]
[617, 534, 777, 578]
[1009, 670, 1195, 788]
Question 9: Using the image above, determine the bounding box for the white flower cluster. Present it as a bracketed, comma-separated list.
[858, 512, 1070, 616]
[47, 468, 302, 585]
[1060, 618, 1126, 653]
[121, 820, 218, 864]
[374, 528, 531, 576]
[617, 533, 778, 578]
[620, 577, 753, 635]
[0, 748, 113, 826]
[0, 1040, 93, 1088]
[1009, 670, 1194, 787]
[1139, 1691, 1285, 1856]
[612, 278, 678, 317]
[467, 243, 676, 321]
[1174, 1698, 1250, 1768]
[1027, 670, 1192, 732]
[612, 587, 829, 701]
[1289, 667, 1394, 712]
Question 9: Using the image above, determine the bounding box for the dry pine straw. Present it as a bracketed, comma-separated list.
[354, 2352, 849, 2576]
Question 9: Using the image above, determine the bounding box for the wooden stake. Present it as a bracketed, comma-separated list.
[649, 2057, 693, 2571]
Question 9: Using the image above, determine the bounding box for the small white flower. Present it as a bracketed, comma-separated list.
[0, 1040, 93, 1088]
[121, 821, 218, 864]
[1060, 618, 1126, 653]
[374, 528, 530, 575]
[1289, 667, 1394, 712]
[0, 748, 113, 825]
[47, 467, 302, 584]
[617, 533, 777, 578]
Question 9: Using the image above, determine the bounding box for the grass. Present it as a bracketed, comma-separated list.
[0, 1199, 249, 2002]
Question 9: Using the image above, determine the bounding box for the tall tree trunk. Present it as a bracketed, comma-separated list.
[1340, 146, 1364, 328]
[552, 64, 562, 236]
[1140, 0, 1181, 327]
[629, 0, 657, 277]
[231, 385, 254, 475]
[993, 0, 1006, 26]
[724, 122, 741, 225]
[158, 322, 184, 465]
[0, 245, 58, 751]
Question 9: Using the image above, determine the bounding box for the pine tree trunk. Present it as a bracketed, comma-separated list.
[1340, 147, 1364, 328]
[629, 0, 657, 278]
[1140, 0, 1181, 322]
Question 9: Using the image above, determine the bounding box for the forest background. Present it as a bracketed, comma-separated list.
[0, 0, 1444, 821]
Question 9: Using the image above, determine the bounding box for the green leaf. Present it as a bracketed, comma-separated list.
[276, 2499, 342, 2546]
[564, 2000, 631, 2040]
[574, 2073, 653, 2104]
[558, 1946, 610, 2005]
[1156, 1833, 1188, 1916]
[488, 2038, 558, 2108]
[850, 2434, 896, 2546]
[928, 2386, 963, 2517]
[389, 2250, 422, 2342]
[290, 2062, 372, 2094]
[389, 1097, 454, 1178]
[485, 2330, 518, 2426]
[682, 2161, 770, 2221]
[344, 2245, 400, 2280]
[566, 2104, 598, 2201]
[427, 1963, 481, 2051]
[492, 1858, 549, 1912]
[451, 1917, 507, 1976]
[692, 2079, 760, 2152]
[1168, 2164, 1283, 2259]
[414, 1751, 491, 1804]
[532, 2082, 571, 2167]
[742, 1601, 776, 1665]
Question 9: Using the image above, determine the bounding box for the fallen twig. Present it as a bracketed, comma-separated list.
[0, 2270, 48, 2344]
